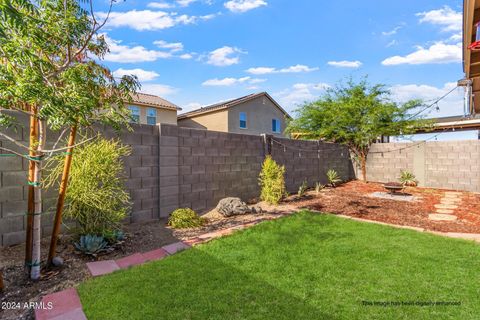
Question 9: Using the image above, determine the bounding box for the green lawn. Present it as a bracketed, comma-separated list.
[78, 212, 480, 320]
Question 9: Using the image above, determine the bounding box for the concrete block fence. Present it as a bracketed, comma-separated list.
[365, 141, 480, 192]
[0, 119, 355, 247]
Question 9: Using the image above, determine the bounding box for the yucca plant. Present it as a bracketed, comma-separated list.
[258, 156, 286, 205]
[315, 182, 325, 194]
[399, 170, 418, 187]
[326, 169, 342, 187]
[298, 180, 308, 197]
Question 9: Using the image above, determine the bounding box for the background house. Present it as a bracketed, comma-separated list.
[177, 92, 291, 137]
[128, 93, 181, 125]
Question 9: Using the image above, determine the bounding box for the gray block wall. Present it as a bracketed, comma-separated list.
[365, 141, 480, 192]
[1, 119, 354, 246]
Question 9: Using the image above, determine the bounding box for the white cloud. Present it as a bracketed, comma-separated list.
[113, 68, 159, 82]
[154, 40, 184, 52]
[327, 60, 362, 68]
[202, 76, 264, 86]
[104, 36, 172, 63]
[275, 83, 330, 110]
[246, 64, 318, 75]
[381, 42, 461, 66]
[140, 84, 178, 97]
[179, 53, 194, 59]
[177, 0, 197, 6]
[147, 2, 175, 9]
[100, 10, 216, 31]
[417, 6, 462, 32]
[386, 40, 398, 48]
[224, 0, 267, 13]
[390, 82, 464, 117]
[206, 46, 246, 66]
[382, 26, 402, 36]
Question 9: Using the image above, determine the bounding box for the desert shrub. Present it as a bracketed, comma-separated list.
[326, 169, 342, 187]
[75, 234, 109, 256]
[315, 182, 325, 194]
[45, 137, 131, 236]
[298, 180, 308, 197]
[259, 156, 286, 205]
[168, 208, 205, 229]
[399, 170, 417, 187]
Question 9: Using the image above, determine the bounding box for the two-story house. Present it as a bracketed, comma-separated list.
[128, 93, 181, 125]
[177, 92, 291, 137]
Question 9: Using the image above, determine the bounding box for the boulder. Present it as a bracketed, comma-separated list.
[216, 197, 251, 217]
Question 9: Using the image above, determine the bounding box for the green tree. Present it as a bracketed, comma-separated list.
[0, 0, 139, 279]
[286, 78, 431, 182]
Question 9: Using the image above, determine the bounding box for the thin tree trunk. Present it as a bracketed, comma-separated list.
[25, 105, 38, 273]
[48, 125, 77, 267]
[360, 154, 367, 182]
[30, 120, 45, 280]
[0, 270, 4, 292]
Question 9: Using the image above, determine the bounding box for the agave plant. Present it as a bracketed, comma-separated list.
[326, 169, 342, 187]
[75, 235, 109, 256]
[399, 170, 418, 187]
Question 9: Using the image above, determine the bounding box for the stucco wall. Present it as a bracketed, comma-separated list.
[227, 96, 288, 137]
[133, 104, 178, 125]
[177, 109, 228, 131]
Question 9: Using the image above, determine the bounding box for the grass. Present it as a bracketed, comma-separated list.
[78, 212, 480, 320]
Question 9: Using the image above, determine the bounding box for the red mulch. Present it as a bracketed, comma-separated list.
[295, 181, 480, 234]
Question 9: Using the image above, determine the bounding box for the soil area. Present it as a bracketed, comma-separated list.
[1, 180, 479, 319]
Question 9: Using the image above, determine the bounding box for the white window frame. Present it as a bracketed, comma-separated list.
[272, 118, 281, 133]
[129, 105, 140, 124]
[146, 108, 157, 125]
[239, 112, 247, 129]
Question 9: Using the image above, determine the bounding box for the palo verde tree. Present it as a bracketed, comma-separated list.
[286, 78, 431, 182]
[0, 0, 139, 280]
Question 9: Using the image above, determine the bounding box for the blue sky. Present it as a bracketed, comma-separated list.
[95, 0, 478, 140]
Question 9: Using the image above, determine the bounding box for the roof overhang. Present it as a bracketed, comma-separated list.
[463, 0, 480, 114]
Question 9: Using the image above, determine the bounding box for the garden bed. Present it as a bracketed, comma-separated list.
[295, 181, 480, 234]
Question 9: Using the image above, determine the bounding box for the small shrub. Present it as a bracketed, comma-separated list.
[258, 156, 286, 205]
[315, 182, 325, 194]
[399, 170, 417, 187]
[297, 180, 308, 197]
[326, 169, 342, 187]
[168, 208, 205, 229]
[75, 234, 108, 256]
[45, 136, 131, 236]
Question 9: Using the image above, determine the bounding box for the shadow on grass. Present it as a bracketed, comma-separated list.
[79, 246, 338, 320]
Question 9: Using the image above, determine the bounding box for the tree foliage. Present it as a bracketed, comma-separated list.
[286, 78, 431, 181]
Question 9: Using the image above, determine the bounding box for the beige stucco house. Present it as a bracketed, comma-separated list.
[128, 93, 181, 125]
[177, 92, 291, 137]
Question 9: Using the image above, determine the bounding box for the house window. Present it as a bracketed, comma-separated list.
[129, 106, 140, 123]
[239, 112, 247, 129]
[147, 108, 157, 125]
[272, 119, 281, 133]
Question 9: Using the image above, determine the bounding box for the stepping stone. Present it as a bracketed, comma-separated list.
[116, 253, 146, 269]
[142, 248, 168, 262]
[162, 242, 191, 255]
[428, 214, 458, 221]
[35, 288, 86, 320]
[441, 199, 461, 205]
[86, 260, 120, 277]
[436, 209, 454, 214]
[434, 204, 458, 210]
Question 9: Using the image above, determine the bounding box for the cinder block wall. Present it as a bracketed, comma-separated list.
[1, 120, 354, 246]
[365, 141, 480, 192]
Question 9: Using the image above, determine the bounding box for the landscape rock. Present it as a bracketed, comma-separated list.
[52, 256, 64, 267]
[216, 197, 251, 217]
